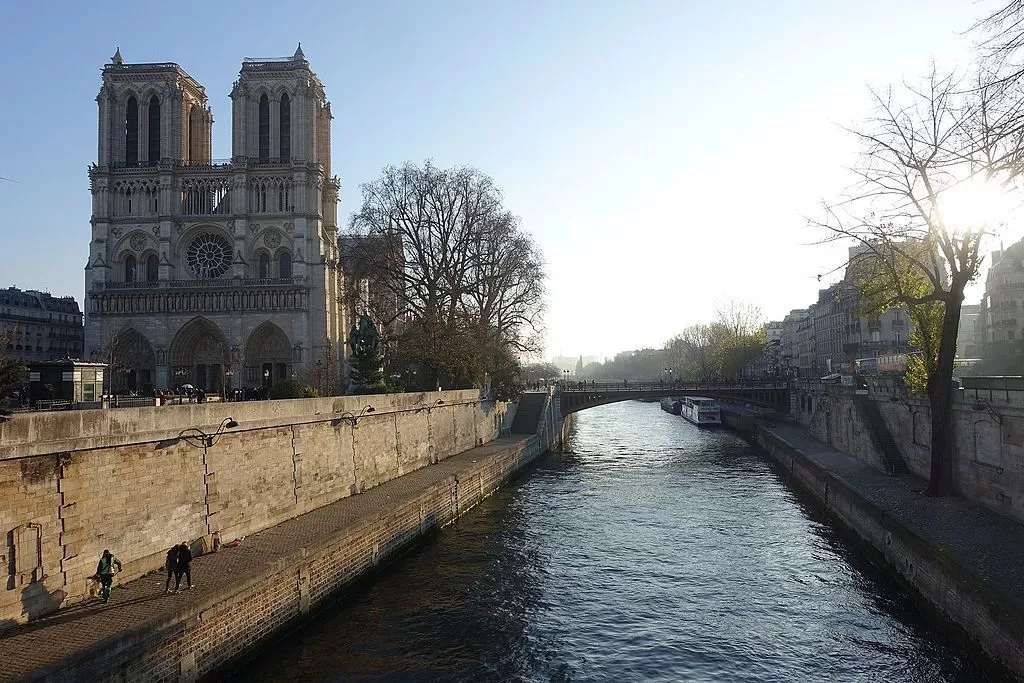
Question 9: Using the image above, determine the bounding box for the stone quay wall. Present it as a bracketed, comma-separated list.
[23, 390, 565, 683]
[791, 384, 1024, 524]
[0, 390, 510, 630]
[723, 412, 1024, 678]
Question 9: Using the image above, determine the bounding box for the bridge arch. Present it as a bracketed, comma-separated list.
[558, 382, 791, 416]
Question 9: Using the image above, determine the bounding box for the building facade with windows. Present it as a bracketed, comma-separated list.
[84, 46, 345, 395]
[0, 288, 84, 364]
[980, 240, 1024, 374]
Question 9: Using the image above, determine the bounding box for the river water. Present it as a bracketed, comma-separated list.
[232, 401, 1007, 682]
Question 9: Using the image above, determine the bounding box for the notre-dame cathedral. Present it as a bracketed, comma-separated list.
[85, 45, 347, 394]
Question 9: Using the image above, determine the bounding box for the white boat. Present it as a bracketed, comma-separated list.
[680, 396, 721, 426]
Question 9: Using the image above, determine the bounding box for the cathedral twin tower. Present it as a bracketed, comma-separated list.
[86, 46, 345, 395]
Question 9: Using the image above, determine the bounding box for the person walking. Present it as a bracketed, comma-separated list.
[93, 549, 122, 603]
[173, 541, 194, 593]
[164, 544, 179, 593]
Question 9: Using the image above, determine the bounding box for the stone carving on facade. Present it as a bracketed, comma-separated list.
[152, 226, 160, 236]
[231, 345, 241, 363]
[110, 226, 122, 237]
[128, 232, 148, 251]
[155, 346, 167, 366]
[292, 344, 303, 363]
[263, 230, 282, 249]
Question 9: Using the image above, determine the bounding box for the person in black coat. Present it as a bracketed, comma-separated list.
[164, 545, 179, 593]
[173, 541, 194, 593]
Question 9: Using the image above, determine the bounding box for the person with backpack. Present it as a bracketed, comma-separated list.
[93, 549, 122, 604]
[164, 545, 179, 593]
[173, 541, 194, 593]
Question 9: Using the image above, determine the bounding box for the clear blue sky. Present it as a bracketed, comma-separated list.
[0, 0, 997, 359]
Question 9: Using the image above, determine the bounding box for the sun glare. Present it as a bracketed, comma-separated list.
[938, 177, 1015, 230]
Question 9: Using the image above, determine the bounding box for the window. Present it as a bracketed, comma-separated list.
[188, 105, 202, 162]
[279, 94, 290, 160]
[83, 383, 95, 402]
[125, 255, 137, 283]
[258, 252, 270, 278]
[258, 94, 270, 160]
[279, 251, 292, 278]
[148, 96, 161, 162]
[146, 254, 159, 282]
[125, 96, 139, 164]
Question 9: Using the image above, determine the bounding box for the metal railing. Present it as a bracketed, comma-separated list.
[558, 380, 789, 392]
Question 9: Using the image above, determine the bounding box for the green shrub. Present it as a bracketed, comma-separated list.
[269, 377, 306, 400]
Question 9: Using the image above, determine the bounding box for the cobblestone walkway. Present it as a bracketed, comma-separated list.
[0, 435, 534, 683]
[759, 418, 1024, 612]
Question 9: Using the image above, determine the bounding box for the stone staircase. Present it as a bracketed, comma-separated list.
[511, 392, 548, 435]
[855, 394, 909, 475]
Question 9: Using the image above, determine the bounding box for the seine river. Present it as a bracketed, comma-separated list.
[231, 401, 1006, 682]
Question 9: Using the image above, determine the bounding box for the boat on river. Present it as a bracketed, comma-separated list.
[660, 397, 681, 415]
[680, 397, 721, 426]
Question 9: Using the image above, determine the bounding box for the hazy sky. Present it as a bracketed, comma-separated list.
[0, 0, 1004, 360]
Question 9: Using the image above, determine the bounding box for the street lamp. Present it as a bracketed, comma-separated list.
[178, 416, 239, 449]
[223, 369, 233, 401]
[334, 404, 375, 424]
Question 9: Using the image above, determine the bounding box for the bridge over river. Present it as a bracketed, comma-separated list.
[557, 380, 790, 415]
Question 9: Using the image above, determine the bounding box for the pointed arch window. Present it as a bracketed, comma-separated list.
[188, 105, 201, 162]
[148, 96, 161, 162]
[125, 255, 137, 283]
[125, 96, 139, 165]
[146, 254, 159, 282]
[258, 252, 270, 278]
[258, 94, 270, 160]
[279, 94, 291, 161]
[279, 251, 292, 279]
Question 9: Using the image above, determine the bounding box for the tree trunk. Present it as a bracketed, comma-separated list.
[927, 287, 964, 496]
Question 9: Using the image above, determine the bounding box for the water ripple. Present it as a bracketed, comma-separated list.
[232, 402, 1009, 682]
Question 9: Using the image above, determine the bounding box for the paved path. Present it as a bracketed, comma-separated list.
[0, 435, 534, 682]
[732, 409, 1024, 617]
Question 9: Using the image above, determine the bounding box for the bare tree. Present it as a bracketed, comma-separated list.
[343, 161, 545, 390]
[813, 65, 1023, 495]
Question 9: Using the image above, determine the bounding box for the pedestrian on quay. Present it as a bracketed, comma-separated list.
[173, 541, 194, 593]
[164, 544, 179, 593]
[93, 549, 122, 604]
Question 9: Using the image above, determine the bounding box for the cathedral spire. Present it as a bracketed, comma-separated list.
[293, 43, 305, 60]
[111, 47, 124, 65]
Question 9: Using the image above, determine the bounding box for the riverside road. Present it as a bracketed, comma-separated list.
[232, 401, 1006, 682]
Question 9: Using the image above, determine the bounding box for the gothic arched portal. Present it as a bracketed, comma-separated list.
[108, 327, 156, 394]
[243, 321, 291, 387]
[169, 317, 230, 392]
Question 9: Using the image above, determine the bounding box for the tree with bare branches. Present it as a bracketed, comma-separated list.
[814, 64, 1023, 495]
[343, 161, 545, 394]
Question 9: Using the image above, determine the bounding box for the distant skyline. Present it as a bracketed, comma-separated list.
[1, 0, 1015, 359]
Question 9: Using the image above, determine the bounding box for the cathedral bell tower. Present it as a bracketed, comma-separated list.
[96, 48, 213, 168]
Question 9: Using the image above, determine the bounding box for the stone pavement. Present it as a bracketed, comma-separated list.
[0, 435, 534, 683]
[758, 417, 1024, 618]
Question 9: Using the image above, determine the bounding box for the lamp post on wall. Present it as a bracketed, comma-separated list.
[178, 417, 240, 449]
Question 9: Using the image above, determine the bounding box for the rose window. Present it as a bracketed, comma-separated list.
[185, 233, 232, 279]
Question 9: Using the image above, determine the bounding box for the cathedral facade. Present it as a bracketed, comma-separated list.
[85, 46, 345, 394]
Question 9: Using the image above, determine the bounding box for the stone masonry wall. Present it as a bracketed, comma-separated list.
[792, 385, 1024, 524]
[0, 390, 506, 630]
[24, 390, 564, 682]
